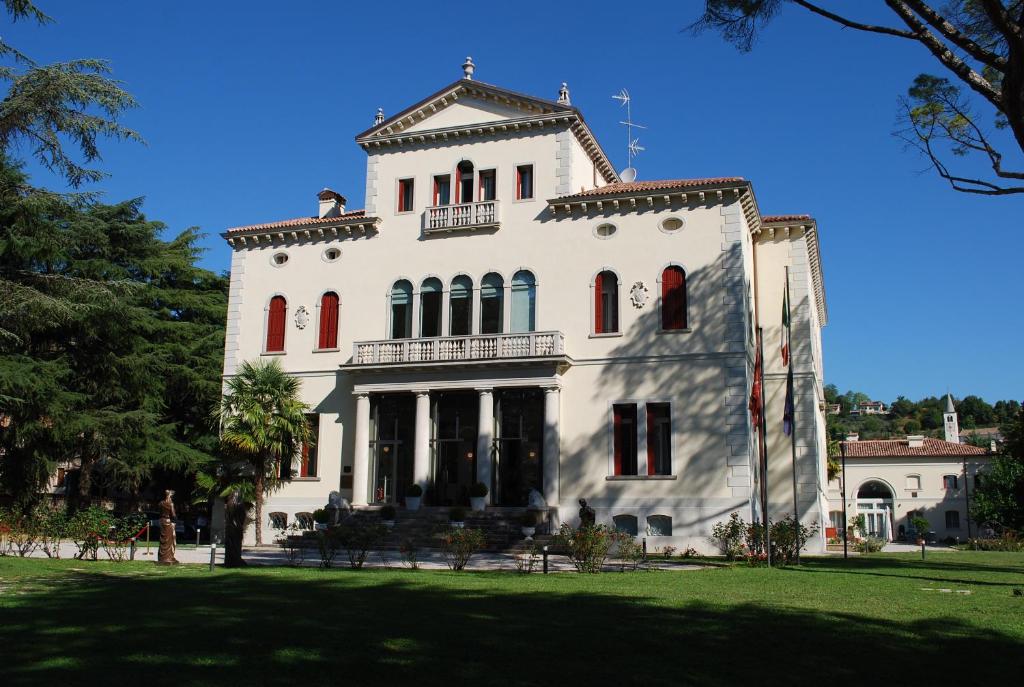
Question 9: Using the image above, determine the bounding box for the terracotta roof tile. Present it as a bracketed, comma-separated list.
[226, 210, 367, 234]
[762, 214, 812, 223]
[840, 438, 989, 458]
[556, 178, 746, 200]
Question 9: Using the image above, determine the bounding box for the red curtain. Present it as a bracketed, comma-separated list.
[661, 266, 686, 329]
[318, 292, 339, 349]
[266, 296, 287, 352]
[594, 272, 604, 333]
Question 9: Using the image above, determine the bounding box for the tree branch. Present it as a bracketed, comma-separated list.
[792, 1, 916, 39]
[885, 1, 1003, 109]
[901, 0, 1007, 69]
[979, 0, 1023, 52]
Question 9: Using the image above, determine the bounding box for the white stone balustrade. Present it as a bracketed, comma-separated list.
[353, 331, 564, 365]
[424, 200, 500, 233]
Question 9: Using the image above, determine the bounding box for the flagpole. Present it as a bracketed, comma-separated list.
[757, 327, 771, 567]
[785, 267, 800, 566]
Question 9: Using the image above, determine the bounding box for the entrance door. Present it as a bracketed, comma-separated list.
[493, 388, 543, 506]
[856, 500, 892, 540]
[430, 392, 478, 506]
[369, 394, 415, 505]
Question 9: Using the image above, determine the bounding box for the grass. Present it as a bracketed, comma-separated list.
[1, 552, 1022, 686]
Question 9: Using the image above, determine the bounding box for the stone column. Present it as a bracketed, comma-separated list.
[413, 391, 431, 489]
[543, 386, 561, 507]
[476, 387, 494, 504]
[351, 392, 371, 506]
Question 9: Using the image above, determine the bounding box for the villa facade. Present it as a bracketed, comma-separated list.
[219, 60, 830, 551]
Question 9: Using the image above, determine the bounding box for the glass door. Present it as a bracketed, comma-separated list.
[493, 388, 543, 506]
[369, 394, 415, 505]
[429, 392, 478, 506]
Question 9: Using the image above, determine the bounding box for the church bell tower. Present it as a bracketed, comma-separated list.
[943, 393, 960, 444]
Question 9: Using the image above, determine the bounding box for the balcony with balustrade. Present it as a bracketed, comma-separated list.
[424, 200, 500, 234]
[345, 330, 569, 372]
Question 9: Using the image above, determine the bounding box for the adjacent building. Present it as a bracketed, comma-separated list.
[219, 60, 830, 551]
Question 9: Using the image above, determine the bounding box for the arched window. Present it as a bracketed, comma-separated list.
[613, 514, 638, 536]
[510, 270, 536, 333]
[480, 272, 504, 334]
[449, 275, 473, 336]
[661, 266, 687, 330]
[420, 277, 443, 337]
[390, 280, 413, 339]
[646, 515, 673, 537]
[456, 160, 474, 204]
[317, 292, 339, 349]
[594, 271, 618, 334]
[266, 296, 287, 352]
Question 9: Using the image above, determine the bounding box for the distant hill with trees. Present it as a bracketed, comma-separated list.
[824, 385, 1021, 443]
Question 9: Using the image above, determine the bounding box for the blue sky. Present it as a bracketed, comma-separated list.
[6, 1, 1022, 403]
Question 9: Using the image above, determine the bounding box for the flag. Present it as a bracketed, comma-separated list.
[749, 337, 763, 430]
[780, 279, 790, 366]
[783, 367, 795, 436]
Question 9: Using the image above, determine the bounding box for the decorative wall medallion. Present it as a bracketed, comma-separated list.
[629, 281, 648, 309]
[294, 305, 310, 329]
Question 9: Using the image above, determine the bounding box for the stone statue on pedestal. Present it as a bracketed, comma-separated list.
[578, 498, 596, 528]
[157, 490, 179, 565]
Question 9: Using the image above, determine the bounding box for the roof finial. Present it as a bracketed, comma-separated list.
[558, 82, 571, 105]
[374, 107, 384, 125]
[462, 56, 475, 80]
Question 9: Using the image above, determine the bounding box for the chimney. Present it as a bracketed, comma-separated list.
[845, 433, 859, 442]
[317, 188, 346, 218]
[907, 435, 925, 448]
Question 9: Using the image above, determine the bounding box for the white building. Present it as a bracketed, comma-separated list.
[220, 60, 830, 552]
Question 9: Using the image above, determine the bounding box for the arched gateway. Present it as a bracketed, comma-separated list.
[856, 480, 895, 540]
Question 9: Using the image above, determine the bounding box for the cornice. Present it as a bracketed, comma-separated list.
[222, 216, 381, 247]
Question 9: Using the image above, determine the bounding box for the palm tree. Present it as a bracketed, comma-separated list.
[213, 359, 312, 546]
[195, 450, 255, 567]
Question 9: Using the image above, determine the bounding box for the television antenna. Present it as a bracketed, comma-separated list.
[612, 88, 646, 182]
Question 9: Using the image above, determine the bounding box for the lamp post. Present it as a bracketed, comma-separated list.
[840, 441, 848, 560]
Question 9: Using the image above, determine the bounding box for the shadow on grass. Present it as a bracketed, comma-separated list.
[793, 555, 1024, 588]
[2, 566, 1021, 687]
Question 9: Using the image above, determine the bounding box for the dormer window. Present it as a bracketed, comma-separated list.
[433, 175, 451, 206]
[516, 165, 534, 200]
[398, 178, 414, 213]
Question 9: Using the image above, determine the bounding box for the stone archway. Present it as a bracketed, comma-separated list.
[856, 480, 895, 541]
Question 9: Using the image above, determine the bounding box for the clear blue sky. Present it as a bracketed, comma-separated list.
[7, 1, 1022, 404]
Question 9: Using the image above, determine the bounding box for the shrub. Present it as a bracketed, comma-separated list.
[615, 534, 646, 572]
[711, 513, 746, 560]
[336, 519, 387, 569]
[399, 537, 420, 569]
[0, 508, 42, 557]
[660, 545, 677, 559]
[276, 524, 305, 567]
[555, 523, 618, 573]
[406, 483, 423, 498]
[449, 506, 466, 522]
[312, 508, 329, 524]
[680, 547, 699, 559]
[769, 516, 820, 565]
[514, 542, 539, 574]
[969, 531, 1023, 551]
[469, 482, 488, 498]
[103, 513, 146, 562]
[38, 508, 70, 559]
[441, 527, 486, 570]
[911, 517, 931, 540]
[70, 506, 113, 561]
[856, 536, 885, 553]
[379, 504, 397, 521]
[317, 528, 341, 568]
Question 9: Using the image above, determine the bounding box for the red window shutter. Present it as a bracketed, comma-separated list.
[516, 167, 521, 200]
[662, 267, 686, 329]
[300, 441, 309, 478]
[433, 177, 438, 205]
[594, 272, 604, 333]
[647, 407, 656, 475]
[318, 292, 339, 349]
[266, 296, 286, 352]
[613, 405, 622, 475]
[455, 167, 462, 204]
[398, 181, 406, 212]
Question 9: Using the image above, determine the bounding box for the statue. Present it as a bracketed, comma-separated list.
[157, 490, 179, 565]
[578, 498, 596, 528]
[326, 491, 352, 526]
[527, 489, 546, 510]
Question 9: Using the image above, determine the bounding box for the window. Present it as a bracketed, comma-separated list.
[480, 272, 504, 334]
[479, 169, 496, 201]
[943, 475, 958, 490]
[516, 164, 534, 200]
[594, 223, 617, 239]
[55, 468, 66, 489]
[613, 514, 638, 536]
[317, 292, 339, 350]
[594, 271, 619, 334]
[449, 275, 473, 336]
[945, 510, 961, 529]
[390, 280, 413, 339]
[433, 175, 451, 206]
[300, 414, 319, 477]
[660, 216, 685, 233]
[613, 403, 638, 476]
[398, 178, 415, 212]
[647, 515, 673, 536]
[647, 403, 671, 475]
[266, 296, 287, 352]
[661, 266, 687, 330]
[271, 252, 289, 267]
[510, 270, 536, 333]
[420, 277, 443, 337]
[906, 474, 921, 490]
[322, 247, 341, 262]
[456, 161, 474, 203]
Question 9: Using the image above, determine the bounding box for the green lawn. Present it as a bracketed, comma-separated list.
[2, 553, 1022, 686]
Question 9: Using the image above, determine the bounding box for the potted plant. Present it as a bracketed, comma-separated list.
[521, 510, 538, 539]
[380, 504, 397, 528]
[911, 516, 930, 545]
[469, 482, 488, 512]
[449, 506, 467, 529]
[405, 484, 423, 512]
[313, 508, 329, 531]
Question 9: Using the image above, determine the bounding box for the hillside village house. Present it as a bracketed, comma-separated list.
[828, 395, 991, 543]
[219, 59, 830, 552]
